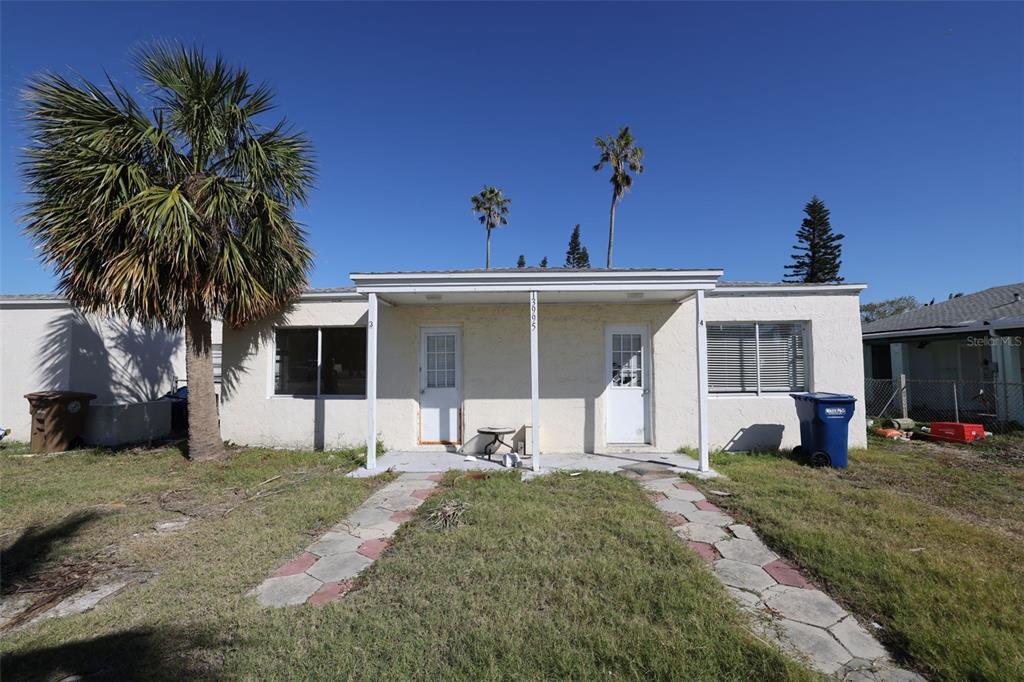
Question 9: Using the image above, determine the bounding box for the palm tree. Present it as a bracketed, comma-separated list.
[21, 45, 315, 462]
[593, 126, 644, 268]
[470, 186, 511, 269]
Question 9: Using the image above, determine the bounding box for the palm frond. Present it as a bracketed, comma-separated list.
[592, 125, 644, 198]
[21, 44, 315, 329]
[470, 185, 511, 231]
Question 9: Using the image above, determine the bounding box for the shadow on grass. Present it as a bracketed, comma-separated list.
[82, 438, 190, 460]
[1, 627, 213, 681]
[712, 447, 807, 465]
[1, 512, 101, 595]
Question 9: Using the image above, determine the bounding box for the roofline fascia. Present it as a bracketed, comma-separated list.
[0, 298, 69, 308]
[863, 320, 1024, 341]
[2, 291, 362, 307]
[351, 269, 724, 294]
[710, 284, 867, 296]
[351, 269, 724, 280]
[299, 291, 364, 301]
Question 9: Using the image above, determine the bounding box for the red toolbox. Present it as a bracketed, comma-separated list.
[927, 422, 986, 444]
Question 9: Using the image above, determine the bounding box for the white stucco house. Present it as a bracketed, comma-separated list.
[0, 296, 220, 445]
[217, 268, 868, 473]
[2, 268, 867, 468]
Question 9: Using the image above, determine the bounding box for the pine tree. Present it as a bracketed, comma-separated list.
[539, 257, 548, 268]
[564, 224, 592, 269]
[578, 246, 591, 268]
[565, 224, 583, 268]
[784, 196, 845, 283]
[516, 254, 526, 268]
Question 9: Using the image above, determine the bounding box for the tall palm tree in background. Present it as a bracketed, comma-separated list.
[593, 126, 644, 268]
[470, 186, 511, 269]
[21, 44, 315, 462]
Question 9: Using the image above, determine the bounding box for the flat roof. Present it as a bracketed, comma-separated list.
[349, 267, 725, 276]
[351, 268, 725, 304]
[2, 276, 868, 309]
[0, 287, 359, 307]
[712, 281, 867, 295]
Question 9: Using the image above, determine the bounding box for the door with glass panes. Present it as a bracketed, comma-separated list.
[419, 327, 462, 444]
[606, 326, 651, 444]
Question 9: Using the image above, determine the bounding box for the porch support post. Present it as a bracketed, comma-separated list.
[530, 290, 541, 471]
[695, 290, 710, 473]
[366, 292, 378, 471]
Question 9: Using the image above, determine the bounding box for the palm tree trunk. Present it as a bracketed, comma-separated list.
[606, 192, 617, 268]
[486, 226, 492, 269]
[184, 311, 225, 461]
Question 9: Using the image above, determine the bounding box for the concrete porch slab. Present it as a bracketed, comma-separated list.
[348, 450, 718, 478]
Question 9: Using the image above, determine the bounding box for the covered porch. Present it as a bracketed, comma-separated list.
[352, 269, 723, 474]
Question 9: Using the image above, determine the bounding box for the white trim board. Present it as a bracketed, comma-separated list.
[352, 269, 724, 295]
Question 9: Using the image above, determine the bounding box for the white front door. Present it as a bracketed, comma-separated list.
[419, 327, 462, 444]
[606, 326, 651, 444]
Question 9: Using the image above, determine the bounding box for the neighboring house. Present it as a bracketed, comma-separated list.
[219, 269, 867, 471]
[862, 282, 1024, 425]
[2, 269, 867, 465]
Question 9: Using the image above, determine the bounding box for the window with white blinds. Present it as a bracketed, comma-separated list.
[757, 323, 807, 392]
[707, 322, 807, 394]
[707, 324, 758, 393]
[212, 344, 223, 384]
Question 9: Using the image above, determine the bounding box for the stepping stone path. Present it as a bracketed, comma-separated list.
[641, 476, 925, 680]
[251, 473, 442, 607]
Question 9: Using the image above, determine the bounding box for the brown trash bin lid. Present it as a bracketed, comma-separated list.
[24, 391, 98, 403]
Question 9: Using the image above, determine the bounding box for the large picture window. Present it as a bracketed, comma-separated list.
[707, 322, 807, 394]
[274, 327, 367, 396]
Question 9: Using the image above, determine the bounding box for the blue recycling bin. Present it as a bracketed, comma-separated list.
[790, 392, 857, 468]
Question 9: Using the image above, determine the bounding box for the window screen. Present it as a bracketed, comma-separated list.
[321, 328, 367, 395]
[708, 322, 807, 394]
[274, 329, 318, 395]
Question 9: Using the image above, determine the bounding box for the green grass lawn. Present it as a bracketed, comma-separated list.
[0, 444, 811, 681]
[698, 438, 1024, 682]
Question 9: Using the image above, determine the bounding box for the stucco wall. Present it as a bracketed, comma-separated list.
[220, 291, 866, 454]
[219, 299, 370, 450]
[0, 303, 185, 441]
[705, 291, 867, 450]
[219, 299, 701, 453]
[4, 291, 865, 454]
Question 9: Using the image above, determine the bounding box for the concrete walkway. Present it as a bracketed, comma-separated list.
[251, 473, 441, 607]
[640, 475, 925, 681]
[348, 450, 716, 478]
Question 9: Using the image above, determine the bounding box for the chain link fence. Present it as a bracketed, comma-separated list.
[865, 378, 1024, 434]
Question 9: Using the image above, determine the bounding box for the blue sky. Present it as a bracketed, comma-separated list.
[1, 2, 1021, 303]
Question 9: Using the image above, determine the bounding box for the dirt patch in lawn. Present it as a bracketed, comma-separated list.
[159, 487, 248, 518]
[906, 437, 1024, 469]
[835, 438, 1024, 540]
[1, 538, 153, 635]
